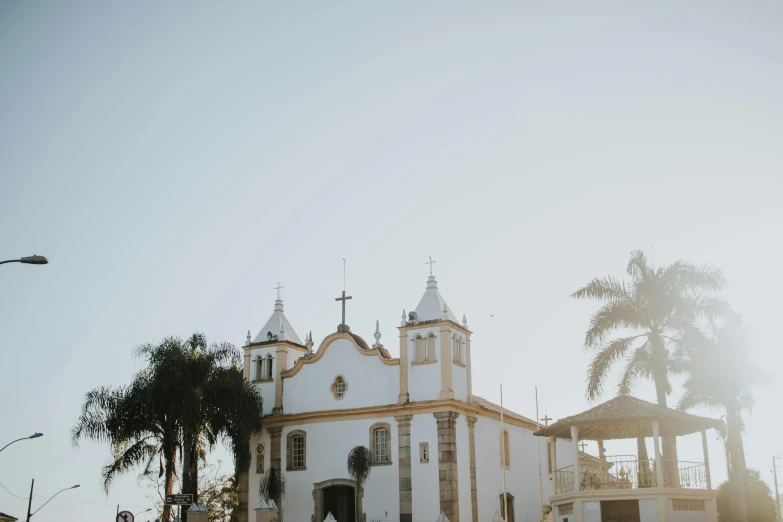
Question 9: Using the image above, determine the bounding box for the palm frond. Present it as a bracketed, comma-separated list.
[626, 250, 650, 280]
[586, 336, 644, 400]
[617, 342, 652, 396]
[584, 302, 646, 348]
[571, 276, 630, 301]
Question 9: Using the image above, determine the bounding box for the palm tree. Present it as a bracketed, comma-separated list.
[678, 315, 754, 522]
[259, 468, 286, 514]
[572, 250, 726, 481]
[75, 334, 263, 522]
[73, 370, 180, 522]
[347, 446, 372, 522]
[137, 334, 263, 520]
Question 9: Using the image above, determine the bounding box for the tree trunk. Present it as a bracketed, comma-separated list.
[637, 437, 651, 487]
[181, 425, 194, 522]
[651, 335, 677, 486]
[355, 478, 361, 522]
[727, 405, 748, 522]
[162, 447, 176, 522]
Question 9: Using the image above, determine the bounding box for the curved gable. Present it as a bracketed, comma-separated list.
[281, 332, 400, 414]
[283, 332, 399, 378]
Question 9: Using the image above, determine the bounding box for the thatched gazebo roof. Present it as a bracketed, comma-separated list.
[533, 396, 722, 441]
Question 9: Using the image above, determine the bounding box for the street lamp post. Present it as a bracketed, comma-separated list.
[0, 433, 43, 454]
[25, 479, 79, 521]
[0, 255, 48, 266]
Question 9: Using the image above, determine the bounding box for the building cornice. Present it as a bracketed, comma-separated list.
[244, 340, 309, 353]
[397, 319, 472, 336]
[261, 397, 539, 430]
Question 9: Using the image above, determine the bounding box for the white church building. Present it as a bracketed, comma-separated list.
[240, 271, 575, 522]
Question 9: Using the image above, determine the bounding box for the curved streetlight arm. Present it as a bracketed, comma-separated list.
[0, 433, 43, 453]
[0, 256, 48, 266]
[30, 485, 79, 518]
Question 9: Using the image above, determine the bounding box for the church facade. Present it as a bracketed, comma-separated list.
[240, 272, 572, 522]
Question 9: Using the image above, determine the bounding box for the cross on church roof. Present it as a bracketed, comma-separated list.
[274, 282, 284, 300]
[579, 441, 588, 453]
[426, 256, 436, 277]
[540, 415, 553, 427]
[335, 290, 352, 326]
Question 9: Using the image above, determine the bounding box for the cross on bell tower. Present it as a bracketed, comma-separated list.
[426, 256, 436, 277]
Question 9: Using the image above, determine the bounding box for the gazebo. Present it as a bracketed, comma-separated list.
[534, 396, 722, 522]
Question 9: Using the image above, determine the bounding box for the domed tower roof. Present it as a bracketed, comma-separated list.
[413, 275, 458, 323]
[253, 288, 303, 345]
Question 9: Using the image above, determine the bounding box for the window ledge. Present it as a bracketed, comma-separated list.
[251, 379, 274, 384]
[371, 461, 394, 466]
[420, 459, 430, 464]
[412, 360, 437, 366]
[453, 361, 466, 368]
[286, 466, 307, 471]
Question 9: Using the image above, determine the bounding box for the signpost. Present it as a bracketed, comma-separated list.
[165, 494, 193, 506]
[117, 510, 134, 522]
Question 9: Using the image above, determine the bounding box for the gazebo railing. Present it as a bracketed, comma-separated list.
[554, 458, 707, 494]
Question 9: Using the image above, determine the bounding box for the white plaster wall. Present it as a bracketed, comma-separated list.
[410, 413, 440, 521]
[406, 328, 443, 402]
[639, 499, 658, 522]
[257, 381, 276, 416]
[283, 337, 400, 414]
[668, 499, 716, 522]
[456, 416, 472, 522]
[583, 501, 601, 522]
[474, 415, 559, 522]
[268, 419, 400, 522]
[248, 429, 271, 518]
[452, 363, 468, 401]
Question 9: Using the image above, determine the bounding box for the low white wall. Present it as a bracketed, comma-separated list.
[639, 499, 658, 522]
[669, 498, 716, 522]
[583, 501, 601, 522]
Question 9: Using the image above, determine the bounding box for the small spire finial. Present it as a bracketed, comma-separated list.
[305, 331, 314, 352]
[246, 330, 251, 346]
[441, 302, 449, 320]
[274, 281, 284, 300]
[462, 314, 468, 328]
[279, 317, 286, 340]
[373, 319, 382, 348]
[425, 256, 436, 277]
[401, 309, 406, 326]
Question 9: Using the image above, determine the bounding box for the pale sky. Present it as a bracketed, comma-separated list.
[1, 2, 782, 521]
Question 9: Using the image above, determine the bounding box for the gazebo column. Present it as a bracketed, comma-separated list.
[571, 426, 580, 490]
[571, 426, 583, 522]
[550, 436, 557, 477]
[701, 429, 712, 490]
[652, 420, 664, 488]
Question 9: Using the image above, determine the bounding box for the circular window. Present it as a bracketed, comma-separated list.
[331, 375, 348, 400]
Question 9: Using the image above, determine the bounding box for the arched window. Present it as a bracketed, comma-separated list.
[369, 422, 392, 465]
[452, 335, 461, 364]
[255, 443, 265, 474]
[425, 333, 436, 361]
[414, 335, 425, 363]
[500, 429, 511, 469]
[254, 356, 262, 381]
[263, 354, 274, 381]
[331, 375, 348, 400]
[286, 430, 306, 470]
